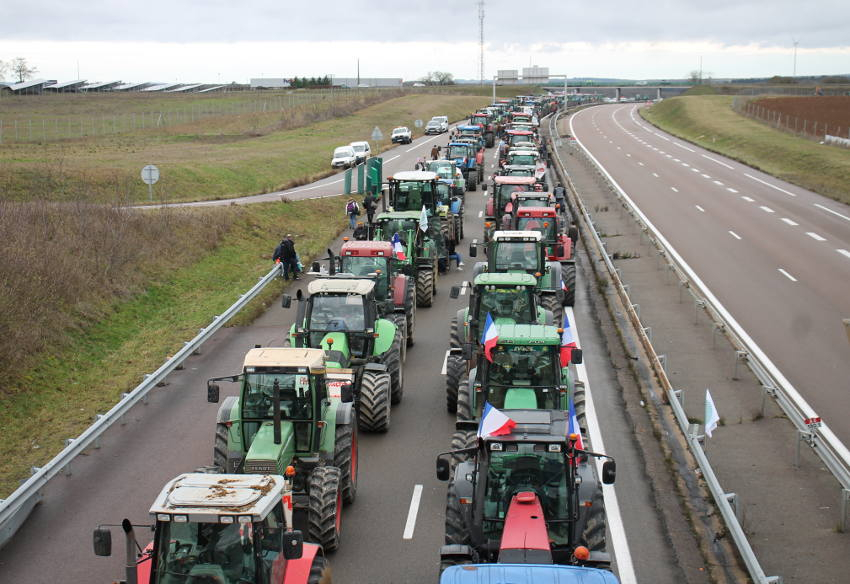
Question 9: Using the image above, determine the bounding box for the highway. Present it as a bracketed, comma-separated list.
[569, 104, 850, 445]
[0, 114, 688, 583]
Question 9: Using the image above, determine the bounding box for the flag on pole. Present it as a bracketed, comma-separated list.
[567, 396, 583, 450]
[705, 389, 720, 438]
[391, 232, 407, 260]
[480, 312, 498, 363]
[560, 313, 577, 367]
[419, 205, 428, 233]
[478, 402, 516, 438]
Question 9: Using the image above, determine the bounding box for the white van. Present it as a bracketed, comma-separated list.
[349, 141, 371, 164]
[331, 145, 357, 169]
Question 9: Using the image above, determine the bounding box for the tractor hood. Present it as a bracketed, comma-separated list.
[243, 422, 295, 474]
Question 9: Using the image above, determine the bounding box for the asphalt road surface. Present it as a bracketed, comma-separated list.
[0, 119, 683, 583]
[569, 104, 850, 446]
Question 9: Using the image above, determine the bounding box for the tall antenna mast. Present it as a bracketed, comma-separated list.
[478, 0, 485, 85]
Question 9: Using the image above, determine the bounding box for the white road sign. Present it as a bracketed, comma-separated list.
[371, 126, 384, 141]
[141, 164, 160, 185]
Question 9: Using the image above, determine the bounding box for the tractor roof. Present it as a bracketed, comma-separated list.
[377, 210, 425, 220]
[307, 278, 375, 296]
[458, 125, 482, 131]
[341, 240, 393, 256]
[492, 230, 544, 242]
[440, 564, 621, 583]
[485, 409, 570, 442]
[243, 347, 326, 370]
[448, 142, 475, 148]
[473, 272, 538, 286]
[496, 323, 561, 345]
[149, 473, 285, 522]
[494, 176, 537, 185]
[506, 129, 534, 136]
[515, 207, 557, 218]
[390, 170, 438, 182]
[508, 149, 539, 156]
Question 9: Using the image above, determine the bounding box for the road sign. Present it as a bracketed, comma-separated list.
[141, 164, 160, 185]
[414, 119, 423, 128]
[371, 126, 383, 141]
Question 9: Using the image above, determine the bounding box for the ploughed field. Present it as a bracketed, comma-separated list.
[752, 95, 850, 134]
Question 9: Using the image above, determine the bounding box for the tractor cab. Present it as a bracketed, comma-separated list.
[473, 231, 545, 275]
[456, 125, 485, 149]
[513, 207, 559, 241]
[504, 149, 539, 168]
[387, 170, 439, 213]
[485, 176, 537, 223]
[505, 129, 536, 148]
[428, 159, 466, 195]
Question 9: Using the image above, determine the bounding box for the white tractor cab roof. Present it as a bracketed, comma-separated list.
[507, 148, 539, 157]
[512, 141, 536, 149]
[149, 473, 286, 523]
[307, 278, 375, 296]
[243, 347, 326, 371]
[390, 170, 439, 182]
[492, 230, 544, 242]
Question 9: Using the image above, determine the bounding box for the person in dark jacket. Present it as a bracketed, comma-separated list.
[273, 234, 299, 281]
[363, 192, 376, 224]
[353, 222, 368, 240]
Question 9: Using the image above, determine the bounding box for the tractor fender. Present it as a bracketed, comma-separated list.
[216, 396, 239, 423]
[546, 261, 563, 290]
[440, 544, 476, 564]
[559, 234, 573, 260]
[282, 543, 322, 584]
[540, 307, 554, 326]
[364, 361, 387, 373]
[391, 274, 407, 308]
[335, 401, 356, 426]
[288, 322, 297, 347]
[471, 262, 487, 279]
[373, 318, 396, 355]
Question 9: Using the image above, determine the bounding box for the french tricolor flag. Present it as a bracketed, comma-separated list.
[480, 312, 498, 363]
[567, 396, 583, 450]
[560, 314, 577, 367]
[391, 232, 406, 261]
[478, 402, 517, 438]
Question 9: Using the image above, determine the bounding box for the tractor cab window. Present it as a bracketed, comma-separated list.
[377, 218, 418, 241]
[242, 372, 314, 421]
[482, 445, 570, 544]
[309, 294, 366, 333]
[504, 168, 534, 177]
[341, 256, 389, 299]
[498, 185, 531, 206]
[395, 181, 434, 211]
[494, 241, 539, 271]
[153, 519, 257, 584]
[435, 182, 452, 204]
[515, 217, 556, 240]
[447, 145, 470, 160]
[259, 503, 289, 581]
[478, 286, 534, 323]
[508, 154, 536, 166]
[485, 345, 560, 410]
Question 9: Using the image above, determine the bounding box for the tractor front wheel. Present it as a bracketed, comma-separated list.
[307, 554, 331, 584]
[416, 270, 434, 307]
[405, 283, 416, 347]
[213, 422, 229, 472]
[456, 381, 472, 421]
[541, 294, 563, 326]
[450, 430, 476, 468]
[445, 355, 464, 413]
[334, 422, 358, 505]
[358, 371, 391, 432]
[562, 263, 576, 307]
[308, 466, 343, 552]
[581, 488, 607, 551]
[445, 482, 471, 546]
[385, 330, 405, 405]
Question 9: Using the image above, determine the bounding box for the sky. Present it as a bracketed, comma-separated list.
[1, 0, 848, 83]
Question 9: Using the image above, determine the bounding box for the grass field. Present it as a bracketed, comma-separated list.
[641, 95, 850, 204]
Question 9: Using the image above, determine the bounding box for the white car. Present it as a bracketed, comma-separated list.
[331, 145, 357, 169]
[391, 126, 412, 144]
[350, 141, 371, 164]
[430, 116, 449, 133]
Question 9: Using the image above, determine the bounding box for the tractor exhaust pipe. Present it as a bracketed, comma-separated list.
[121, 518, 138, 584]
[327, 248, 336, 275]
[273, 379, 282, 445]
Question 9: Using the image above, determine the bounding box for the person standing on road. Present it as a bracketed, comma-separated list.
[273, 234, 299, 281]
[345, 197, 360, 229]
[430, 144, 440, 160]
[353, 221, 368, 240]
[363, 191, 376, 224]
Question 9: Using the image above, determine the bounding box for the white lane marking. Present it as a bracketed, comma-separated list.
[727, 187, 738, 193]
[402, 484, 424, 539]
[814, 203, 850, 222]
[637, 162, 644, 166]
[654, 132, 671, 141]
[760, 205, 775, 214]
[652, 172, 659, 178]
[673, 158, 681, 162]
[701, 173, 711, 179]
[729, 231, 742, 240]
[405, 135, 440, 152]
[701, 154, 735, 169]
[616, 146, 621, 150]
[837, 249, 850, 259]
[806, 232, 827, 242]
[674, 141, 696, 152]
[385, 154, 400, 163]
[477, 210, 483, 218]
[778, 268, 797, 282]
[287, 178, 344, 194]
[691, 168, 699, 173]
[626, 153, 631, 157]
[742, 196, 755, 202]
[671, 187, 679, 192]
[665, 154, 673, 158]
[566, 306, 636, 584]
[745, 173, 797, 197]
[441, 351, 450, 375]
[713, 180, 724, 186]
[695, 205, 705, 212]
[681, 162, 690, 167]
[460, 282, 468, 295]
[781, 218, 799, 226]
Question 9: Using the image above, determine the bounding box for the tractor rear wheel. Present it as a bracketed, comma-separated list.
[541, 294, 563, 326]
[449, 318, 460, 348]
[334, 422, 358, 505]
[213, 422, 229, 472]
[581, 488, 607, 551]
[405, 283, 416, 347]
[390, 314, 407, 364]
[456, 381, 472, 421]
[450, 430, 476, 468]
[416, 270, 434, 307]
[357, 371, 391, 432]
[445, 482, 471, 546]
[468, 173, 478, 191]
[445, 355, 464, 413]
[562, 263, 577, 307]
[307, 554, 331, 584]
[308, 466, 342, 552]
[385, 330, 404, 405]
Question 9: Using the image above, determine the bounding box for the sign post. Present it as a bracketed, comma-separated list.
[141, 164, 160, 202]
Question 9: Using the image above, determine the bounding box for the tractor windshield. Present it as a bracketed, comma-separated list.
[340, 256, 390, 299]
[394, 180, 434, 211]
[504, 168, 534, 177]
[435, 182, 452, 203]
[508, 154, 536, 166]
[509, 135, 532, 146]
[376, 218, 419, 242]
[447, 145, 470, 160]
[515, 217, 557, 240]
[309, 294, 366, 333]
[483, 445, 571, 544]
[242, 372, 314, 420]
[494, 241, 539, 272]
[152, 520, 257, 583]
[477, 286, 535, 324]
[485, 344, 561, 408]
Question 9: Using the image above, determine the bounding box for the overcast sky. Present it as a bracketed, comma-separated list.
[2, 1, 848, 82]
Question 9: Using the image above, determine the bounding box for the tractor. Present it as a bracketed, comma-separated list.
[469, 230, 569, 322]
[455, 125, 486, 151]
[504, 129, 537, 149]
[385, 170, 460, 248]
[484, 176, 537, 230]
[428, 159, 466, 197]
[435, 410, 616, 571]
[93, 473, 331, 584]
[445, 142, 481, 191]
[469, 112, 496, 148]
[284, 278, 403, 423]
[204, 347, 357, 551]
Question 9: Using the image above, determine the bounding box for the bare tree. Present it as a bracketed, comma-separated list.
[688, 70, 701, 84]
[11, 57, 37, 83]
[433, 71, 455, 86]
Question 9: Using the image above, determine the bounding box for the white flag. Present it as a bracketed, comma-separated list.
[419, 205, 428, 233]
[704, 389, 720, 438]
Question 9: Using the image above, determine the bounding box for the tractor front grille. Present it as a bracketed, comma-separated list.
[244, 460, 277, 474]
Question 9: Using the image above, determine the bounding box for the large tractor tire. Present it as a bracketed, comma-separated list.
[450, 430, 477, 468]
[445, 354, 465, 413]
[445, 482, 471, 546]
[468, 173, 478, 192]
[562, 263, 577, 307]
[307, 466, 343, 552]
[449, 318, 460, 348]
[213, 422, 229, 472]
[485, 132, 495, 149]
[307, 554, 331, 584]
[357, 371, 391, 432]
[416, 269, 434, 307]
[384, 331, 404, 405]
[456, 381, 472, 421]
[334, 422, 358, 505]
[581, 488, 607, 551]
[405, 282, 417, 347]
[390, 314, 407, 364]
[541, 294, 563, 326]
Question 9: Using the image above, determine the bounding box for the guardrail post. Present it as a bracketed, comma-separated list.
[712, 322, 725, 348]
[657, 354, 667, 375]
[733, 350, 748, 380]
[760, 384, 776, 417]
[839, 489, 850, 532]
[62, 439, 74, 476]
[631, 303, 640, 318]
[643, 326, 652, 342]
[694, 298, 706, 324]
[725, 492, 742, 524]
[794, 430, 811, 468]
[673, 388, 684, 409]
[94, 414, 105, 448]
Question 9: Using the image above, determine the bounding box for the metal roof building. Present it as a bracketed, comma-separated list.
[7, 79, 54, 94]
[45, 80, 87, 92]
[112, 82, 154, 91]
[81, 81, 122, 92]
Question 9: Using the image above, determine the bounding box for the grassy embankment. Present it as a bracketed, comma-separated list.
[0, 92, 492, 204]
[0, 91, 492, 496]
[641, 94, 850, 204]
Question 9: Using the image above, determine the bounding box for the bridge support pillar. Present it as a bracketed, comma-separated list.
[657, 87, 662, 100]
[615, 87, 622, 101]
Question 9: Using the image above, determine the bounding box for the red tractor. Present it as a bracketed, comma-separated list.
[484, 176, 537, 235]
[470, 112, 496, 148]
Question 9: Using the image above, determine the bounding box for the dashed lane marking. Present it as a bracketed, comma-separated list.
[701, 154, 735, 169]
[745, 173, 797, 197]
[760, 205, 775, 214]
[781, 218, 799, 226]
[778, 268, 797, 282]
[729, 231, 742, 240]
[402, 484, 424, 539]
[695, 205, 705, 212]
[806, 232, 826, 242]
[671, 187, 679, 192]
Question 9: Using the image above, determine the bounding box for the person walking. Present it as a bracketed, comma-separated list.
[345, 197, 360, 229]
[430, 144, 440, 160]
[353, 221, 368, 240]
[273, 234, 299, 281]
[363, 191, 376, 224]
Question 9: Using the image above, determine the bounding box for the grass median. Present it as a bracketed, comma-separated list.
[641, 95, 850, 204]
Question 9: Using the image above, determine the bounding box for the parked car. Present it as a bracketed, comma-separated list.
[331, 145, 357, 169]
[350, 141, 371, 164]
[391, 126, 412, 144]
[429, 115, 449, 133]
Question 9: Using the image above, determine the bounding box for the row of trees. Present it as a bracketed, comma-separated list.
[419, 71, 455, 86]
[0, 57, 38, 83]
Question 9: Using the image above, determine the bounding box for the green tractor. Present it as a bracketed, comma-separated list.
[444, 272, 554, 413]
[284, 277, 404, 424]
[470, 230, 569, 323]
[385, 169, 461, 249]
[205, 347, 357, 551]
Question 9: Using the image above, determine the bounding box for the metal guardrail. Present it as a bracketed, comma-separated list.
[547, 108, 787, 584]
[0, 265, 283, 548]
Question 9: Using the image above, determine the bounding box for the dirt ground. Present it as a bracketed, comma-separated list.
[753, 96, 850, 134]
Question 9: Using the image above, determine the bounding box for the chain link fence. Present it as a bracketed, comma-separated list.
[732, 95, 850, 144]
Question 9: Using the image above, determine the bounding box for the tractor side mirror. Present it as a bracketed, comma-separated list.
[436, 457, 450, 481]
[282, 530, 304, 560]
[311, 261, 320, 273]
[296, 289, 303, 301]
[571, 348, 583, 365]
[450, 285, 461, 299]
[207, 383, 220, 403]
[93, 526, 112, 557]
[602, 460, 616, 484]
[469, 245, 477, 257]
[462, 343, 473, 361]
[340, 382, 354, 403]
[281, 294, 292, 309]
